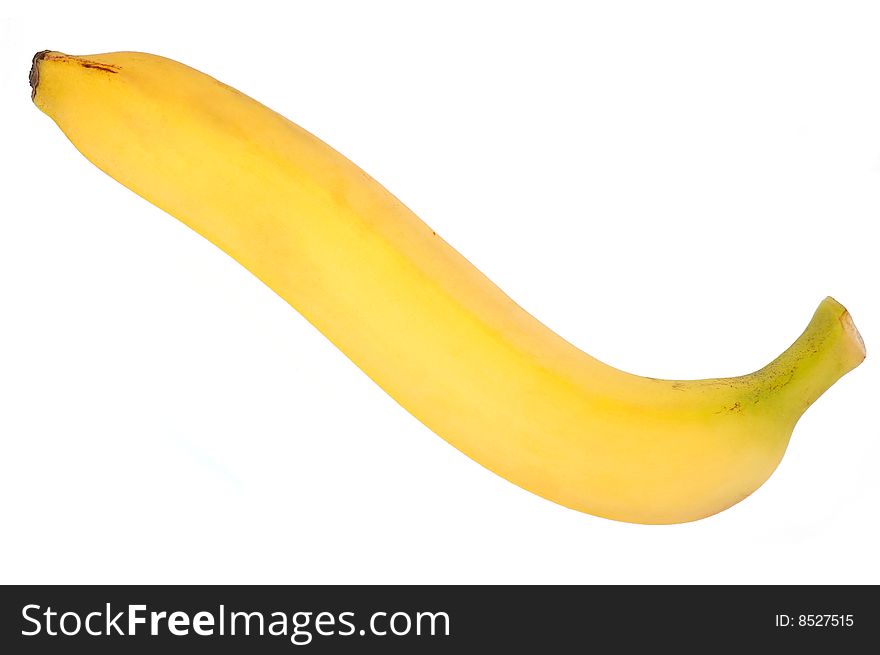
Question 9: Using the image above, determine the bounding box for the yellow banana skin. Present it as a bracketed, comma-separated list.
[31, 51, 865, 524]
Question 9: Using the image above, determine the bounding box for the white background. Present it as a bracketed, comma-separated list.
[1, 1, 877, 584]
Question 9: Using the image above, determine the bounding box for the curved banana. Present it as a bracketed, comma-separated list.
[30, 50, 865, 524]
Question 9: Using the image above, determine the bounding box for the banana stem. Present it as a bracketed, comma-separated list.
[745, 297, 865, 423]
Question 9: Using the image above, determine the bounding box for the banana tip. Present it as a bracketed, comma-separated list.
[29, 50, 51, 100]
[824, 296, 866, 366]
[839, 307, 866, 364]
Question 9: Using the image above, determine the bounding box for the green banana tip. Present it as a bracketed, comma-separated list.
[801, 296, 866, 393]
[828, 296, 866, 366]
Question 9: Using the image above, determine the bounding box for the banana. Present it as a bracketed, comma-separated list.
[30, 50, 865, 524]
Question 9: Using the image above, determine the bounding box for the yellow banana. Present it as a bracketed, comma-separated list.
[31, 50, 865, 524]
